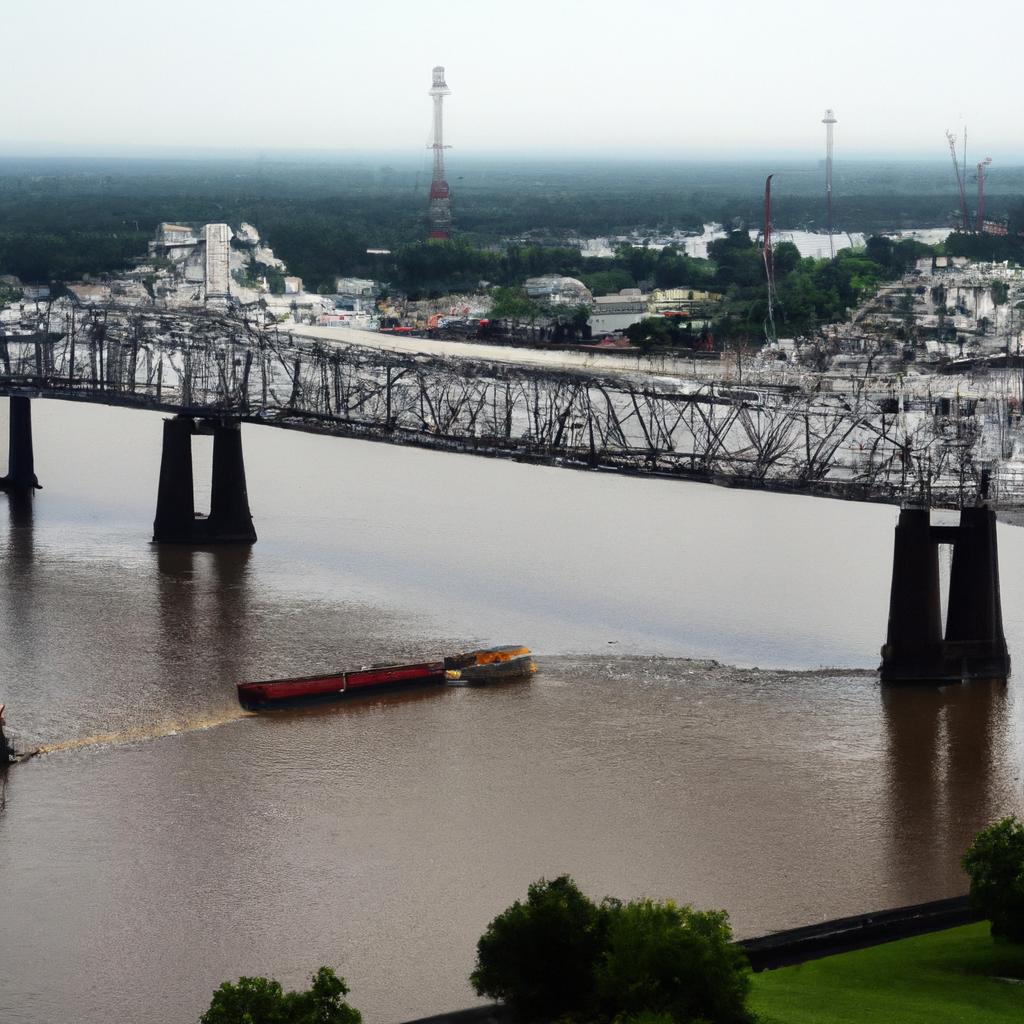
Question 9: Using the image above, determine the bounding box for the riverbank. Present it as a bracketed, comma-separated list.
[751, 922, 1024, 1023]
[399, 905, 1007, 1024]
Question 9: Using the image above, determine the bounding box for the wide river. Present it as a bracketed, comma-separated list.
[1, 401, 1022, 1024]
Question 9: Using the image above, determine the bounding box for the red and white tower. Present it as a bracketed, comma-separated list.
[428, 66, 452, 239]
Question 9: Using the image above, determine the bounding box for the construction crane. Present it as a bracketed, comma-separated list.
[946, 130, 969, 231]
[975, 157, 993, 233]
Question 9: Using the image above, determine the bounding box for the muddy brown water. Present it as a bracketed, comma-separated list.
[1, 402, 1022, 1023]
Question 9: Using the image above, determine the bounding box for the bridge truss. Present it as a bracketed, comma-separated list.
[0, 303, 1017, 509]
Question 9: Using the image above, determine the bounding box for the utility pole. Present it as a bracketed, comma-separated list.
[763, 174, 776, 346]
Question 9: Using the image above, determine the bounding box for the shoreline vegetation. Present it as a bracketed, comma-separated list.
[2, 157, 1022, 306]
[398, 913, 1020, 1024]
[394, 822, 1024, 1024]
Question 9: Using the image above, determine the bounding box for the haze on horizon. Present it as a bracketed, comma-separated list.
[3, 0, 1022, 163]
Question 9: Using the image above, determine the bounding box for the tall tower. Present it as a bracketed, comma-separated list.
[428, 65, 452, 240]
[975, 157, 992, 233]
[822, 108, 837, 259]
[763, 174, 776, 344]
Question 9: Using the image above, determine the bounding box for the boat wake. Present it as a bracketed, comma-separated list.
[22, 708, 254, 761]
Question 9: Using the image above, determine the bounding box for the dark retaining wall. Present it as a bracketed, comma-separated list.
[399, 895, 980, 1024]
[737, 894, 977, 971]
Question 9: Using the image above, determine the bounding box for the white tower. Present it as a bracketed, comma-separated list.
[822, 109, 837, 258]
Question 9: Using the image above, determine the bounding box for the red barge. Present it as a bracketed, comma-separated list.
[237, 662, 447, 710]
[236, 646, 533, 711]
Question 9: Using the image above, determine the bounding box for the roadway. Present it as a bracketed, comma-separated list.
[284, 323, 979, 399]
[285, 323, 733, 382]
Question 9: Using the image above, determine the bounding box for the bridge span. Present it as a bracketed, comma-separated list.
[0, 302, 1016, 537]
[1, 301, 1017, 683]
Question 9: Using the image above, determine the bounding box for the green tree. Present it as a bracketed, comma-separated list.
[708, 233, 764, 290]
[471, 878, 754, 1024]
[595, 900, 752, 1024]
[865, 234, 896, 271]
[615, 243, 660, 284]
[393, 238, 501, 297]
[570, 304, 591, 330]
[583, 268, 636, 295]
[488, 286, 541, 331]
[470, 875, 608, 1020]
[962, 816, 1024, 942]
[893, 237, 934, 268]
[201, 967, 362, 1024]
[946, 231, 1024, 263]
[770, 241, 801, 277]
[625, 316, 685, 352]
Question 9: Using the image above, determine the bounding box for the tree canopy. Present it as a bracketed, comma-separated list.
[962, 816, 1024, 943]
[471, 875, 752, 1024]
[200, 967, 362, 1024]
[0, 157, 976, 296]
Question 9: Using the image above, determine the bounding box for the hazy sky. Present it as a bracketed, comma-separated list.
[3, 0, 1021, 160]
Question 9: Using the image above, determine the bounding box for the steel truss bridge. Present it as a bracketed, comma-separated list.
[0, 303, 1017, 510]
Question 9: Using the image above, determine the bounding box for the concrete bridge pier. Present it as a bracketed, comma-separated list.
[944, 507, 1009, 681]
[880, 506, 1009, 684]
[880, 508, 944, 683]
[153, 416, 257, 544]
[0, 396, 41, 492]
[206, 420, 257, 543]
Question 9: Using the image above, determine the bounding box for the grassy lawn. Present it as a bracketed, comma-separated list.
[749, 922, 1024, 1023]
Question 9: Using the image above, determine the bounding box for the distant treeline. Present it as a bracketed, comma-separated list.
[394, 231, 940, 343]
[0, 156, 1022, 292]
[703, 232, 935, 342]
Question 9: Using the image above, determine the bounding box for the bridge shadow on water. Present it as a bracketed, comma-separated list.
[153, 543, 254, 703]
[2, 490, 36, 664]
[4, 486, 34, 550]
[881, 679, 1011, 899]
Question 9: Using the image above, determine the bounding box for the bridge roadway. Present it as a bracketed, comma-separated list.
[0, 303, 1009, 510]
[286, 323, 739, 383]
[286, 323, 1010, 403]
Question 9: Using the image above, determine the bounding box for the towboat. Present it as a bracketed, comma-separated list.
[443, 645, 530, 670]
[237, 645, 534, 711]
[446, 654, 536, 685]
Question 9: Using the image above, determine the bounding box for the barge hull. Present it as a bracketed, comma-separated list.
[237, 662, 446, 710]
